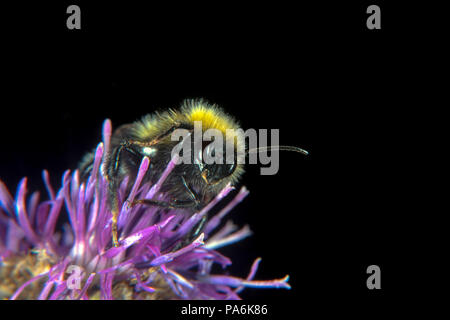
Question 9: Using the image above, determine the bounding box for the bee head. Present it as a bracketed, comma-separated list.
[197, 141, 238, 186]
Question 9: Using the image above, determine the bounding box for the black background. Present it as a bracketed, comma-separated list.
[0, 0, 442, 316]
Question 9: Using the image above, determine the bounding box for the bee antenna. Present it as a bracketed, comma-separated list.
[246, 146, 309, 155]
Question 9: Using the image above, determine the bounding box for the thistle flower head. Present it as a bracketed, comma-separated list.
[0, 119, 290, 300]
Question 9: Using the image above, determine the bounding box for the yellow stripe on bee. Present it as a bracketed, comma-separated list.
[187, 107, 237, 133]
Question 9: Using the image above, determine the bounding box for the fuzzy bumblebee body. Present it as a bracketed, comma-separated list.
[79, 99, 245, 246]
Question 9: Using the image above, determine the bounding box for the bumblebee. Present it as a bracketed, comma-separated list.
[79, 99, 307, 247]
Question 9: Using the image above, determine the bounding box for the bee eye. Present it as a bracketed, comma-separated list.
[203, 162, 236, 184]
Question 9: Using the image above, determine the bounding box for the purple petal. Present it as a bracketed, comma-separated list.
[151, 233, 204, 266]
[27, 191, 40, 225]
[38, 280, 55, 300]
[205, 186, 249, 234]
[204, 274, 291, 289]
[76, 273, 96, 300]
[102, 119, 112, 155]
[92, 142, 104, 181]
[49, 282, 67, 300]
[126, 156, 150, 204]
[100, 272, 114, 300]
[35, 201, 51, 235]
[10, 272, 48, 300]
[105, 224, 158, 258]
[204, 225, 252, 250]
[146, 154, 179, 198]
[235, 257, 261, 294]
[70, 170, 80, 207]
[43, 198, 63, 237]
[15, 178, 39, 245]
[118, 156, 150, 228]
[0, 180, 14, 215]
[42, 169, 55, 201]
[62, 170, 77, 237]
[167, 269, 194, 289]
[171, 248, 232, 270]
[76, 183, 86, 245]
[6, 218, 24, 252]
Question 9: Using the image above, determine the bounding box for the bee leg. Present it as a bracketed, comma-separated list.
[180, 175, 200, 206]
[111, 210, 119, 247]
[108, 182, 121, 247]
[128, 175, 200, 209]
[127, 198, 197, 209]
[170, 176, 208, 250]
[191, 214, 207, 239]
[106, 141, 145, 247]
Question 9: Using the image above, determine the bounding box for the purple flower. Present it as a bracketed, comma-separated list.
[0, 119, 290, 300]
